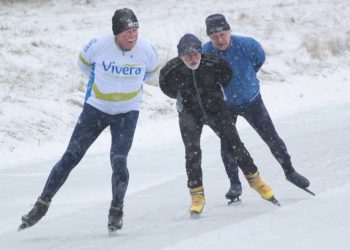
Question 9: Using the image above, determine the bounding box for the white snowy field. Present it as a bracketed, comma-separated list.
[1, 0, 350, 249]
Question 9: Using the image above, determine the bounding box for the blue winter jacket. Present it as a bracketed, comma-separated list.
[203, 35, 265, 107]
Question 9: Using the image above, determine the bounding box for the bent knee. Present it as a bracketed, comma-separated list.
[61, 150, 78, 168]
[111, 155, 128, 176]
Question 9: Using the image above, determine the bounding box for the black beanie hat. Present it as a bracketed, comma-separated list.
[205, 14, 230, 35]
[112, 8, 139, 35]
[177, 34, 202, 56]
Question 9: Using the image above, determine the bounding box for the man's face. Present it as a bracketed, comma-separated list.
[115, 28, 139, 50]
[180, 51, 201, 70]
[209, 30, 231, 51]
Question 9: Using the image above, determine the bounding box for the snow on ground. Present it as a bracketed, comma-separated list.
[0, 102, 349, 250]
[0, 0, 350, 249]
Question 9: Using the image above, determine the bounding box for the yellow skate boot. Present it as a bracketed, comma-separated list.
[245, 172, 280, 206]
[189, 186, 206, 215]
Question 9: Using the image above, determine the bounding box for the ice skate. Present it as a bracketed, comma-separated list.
[245, 172, 280, 206]
[189, 186, 205, 216]
[108, 204, 123, 234]
[285, 170, 315, 196]
[225, 184, 242, 205]
[18, 197, 50, 231]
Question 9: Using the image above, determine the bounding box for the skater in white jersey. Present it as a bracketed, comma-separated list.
[18, 8, 159, 233]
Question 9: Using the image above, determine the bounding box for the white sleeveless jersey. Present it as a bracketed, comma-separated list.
[78, 33, 159, 115]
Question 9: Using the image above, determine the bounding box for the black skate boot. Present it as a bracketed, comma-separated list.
[285, 170, 315, 196]
[225, 184, 242, 205]
[18, 197, 50, 231]
[285, 170, 310, 188]
[108, 204, 123, 233]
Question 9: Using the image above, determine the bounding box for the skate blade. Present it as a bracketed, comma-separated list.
[108, 226, 121, 236]
[108, 230, 118, 237]
[18, 222, 30, 231]
[288, 179, 316, 196]
[190, 211, 202, 219]
[108, 225, 121, 232]
[227, 197, 241, 206]
[301, 187, 316, 196]
[268, 196, 281, 207]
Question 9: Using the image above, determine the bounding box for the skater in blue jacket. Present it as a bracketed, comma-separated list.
[202, 14, 311, 203]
